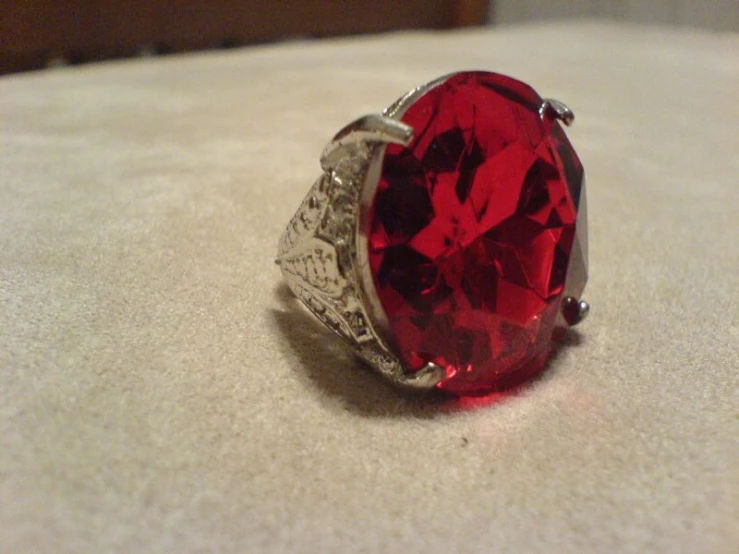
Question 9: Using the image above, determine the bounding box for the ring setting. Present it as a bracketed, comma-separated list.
[277, 71, 588, 395]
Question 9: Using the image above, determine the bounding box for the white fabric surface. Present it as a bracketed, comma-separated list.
[1, 21, 738, 553]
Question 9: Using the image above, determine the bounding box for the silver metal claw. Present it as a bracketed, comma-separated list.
[320, 114, 413, 171]
[562, 297, 590, 326]
[540, 98, 575, 126]
[394, 362, 446, 390]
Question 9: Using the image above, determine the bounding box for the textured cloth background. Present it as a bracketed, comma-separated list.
[1, 21, 737, 554]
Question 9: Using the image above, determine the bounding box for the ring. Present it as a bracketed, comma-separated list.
[277, 71, 589, 395]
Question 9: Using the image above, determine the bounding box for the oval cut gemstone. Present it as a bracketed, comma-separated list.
[367, 72, 587, 395]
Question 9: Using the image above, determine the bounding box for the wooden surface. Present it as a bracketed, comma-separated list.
[0, 0, 489, 75]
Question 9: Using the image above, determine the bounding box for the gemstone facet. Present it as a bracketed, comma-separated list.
[366, 72, 587, 395]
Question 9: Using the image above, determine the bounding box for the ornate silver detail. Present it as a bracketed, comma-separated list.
[277, 114, 444, 390]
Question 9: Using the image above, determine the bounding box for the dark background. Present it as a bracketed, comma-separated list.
[0, 1, 489, 75]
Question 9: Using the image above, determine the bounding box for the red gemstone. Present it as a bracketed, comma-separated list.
[366, 72, 587, 395]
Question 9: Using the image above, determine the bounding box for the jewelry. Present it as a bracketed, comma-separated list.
[277, 71, 589, 395]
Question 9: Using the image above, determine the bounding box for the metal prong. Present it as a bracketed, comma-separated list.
[395, 362, 445, 390]
[540, 98, 575, 127]
[320, 114, 413, 171]
[562, 296, 590, 326]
